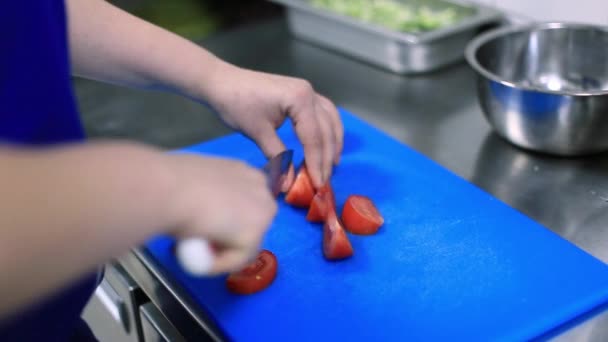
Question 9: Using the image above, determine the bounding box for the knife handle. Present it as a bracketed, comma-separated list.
[175, 238, 214, 276]
[175, 149, 293, 276]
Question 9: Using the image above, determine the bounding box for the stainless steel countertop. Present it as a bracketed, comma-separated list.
[75, 17, 608, 342]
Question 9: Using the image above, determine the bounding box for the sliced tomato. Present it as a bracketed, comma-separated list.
[324, 184, 336, 209]
[306, 184, 336, 223]
[342, 195, 384, 235]
[285, 164, 315, 208]
[323, 211, 354, 260]
[226, 250, 278, 295]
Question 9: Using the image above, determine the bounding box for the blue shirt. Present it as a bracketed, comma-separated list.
[0, 0, 84, 144]
[0, 1, 99, 340]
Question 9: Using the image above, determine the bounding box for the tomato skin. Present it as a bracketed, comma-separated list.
[324, 184, 336, 208]
[342, 195, 384, 235]
[323, 211, 354, 260]
[285, 164, 315, 208]
[226, 250, 278, 295]
[306, 184, 335, 222]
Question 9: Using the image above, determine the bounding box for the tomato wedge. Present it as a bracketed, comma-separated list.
[342, 195, 384, 235]
[306, 184, 336, 223]
[323, 211, 354, 260]
[226, 250, 278, 295]
[285, 164, 315, 208]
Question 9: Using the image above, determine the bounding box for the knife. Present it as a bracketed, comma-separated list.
[175, 149, 294, 276]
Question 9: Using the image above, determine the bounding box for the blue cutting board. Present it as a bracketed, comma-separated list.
[146, 108, 608, 341]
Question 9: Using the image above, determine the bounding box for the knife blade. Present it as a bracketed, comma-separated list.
[175, 149, 294, 276]
[264, 149, 294, 197]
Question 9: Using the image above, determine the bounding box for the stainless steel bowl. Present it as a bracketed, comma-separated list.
[466, 22, 608, 156]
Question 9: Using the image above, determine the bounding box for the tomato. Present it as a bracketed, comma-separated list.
[324, 184, 336, 210]
[342, 195, 384, 235]
[323, 211, 354, 260]
[285, 164, 315, 208]
[226, 250, 278, 295]
[306, 184, 336, 222]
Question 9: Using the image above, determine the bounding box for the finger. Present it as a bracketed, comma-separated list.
[314, 99, 335, 184]
[253, 124, 288, 160]
[209, 247, 257, 275]
[317, 95, 344, 164]
[287, 82, 325, 188]
[248, 184, 279, 221]
[297, 119, 324, 188]
[230, 160, 266, 184]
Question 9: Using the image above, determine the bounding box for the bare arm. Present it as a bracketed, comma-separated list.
[66, 0, 220, 100]
[3, 0, 301, 319]
[66, 0, 343, 188]
[0, 142, 275, 319]
[0, 142, 175, 318]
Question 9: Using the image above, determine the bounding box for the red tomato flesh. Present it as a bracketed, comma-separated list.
[226, 250, 278, 295]
[342, 195, 384, 235]
[306, 184, 336, 222]
[285, 164, 315, 208]
[323, 211, 354, 260]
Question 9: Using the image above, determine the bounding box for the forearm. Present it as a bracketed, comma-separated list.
[66, 0, 221, 101]
[0, 142, 176, 318]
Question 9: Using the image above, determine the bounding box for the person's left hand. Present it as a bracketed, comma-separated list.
[202, 62, 343, 189]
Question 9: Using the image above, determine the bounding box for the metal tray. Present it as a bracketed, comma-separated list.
[269, 0, 504, 74]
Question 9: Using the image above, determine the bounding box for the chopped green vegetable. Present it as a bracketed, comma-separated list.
[310, 0, 461, 33]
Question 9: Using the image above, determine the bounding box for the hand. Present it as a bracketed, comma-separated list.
[205, 63, 344, 189]
[167, 154, 277, 274]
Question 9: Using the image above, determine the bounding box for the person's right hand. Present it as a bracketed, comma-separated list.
[200, 63, 344, 189]
[166, 154, 277, 274]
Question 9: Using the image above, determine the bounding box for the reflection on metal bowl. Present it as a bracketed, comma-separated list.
[466, 22, 608, 156]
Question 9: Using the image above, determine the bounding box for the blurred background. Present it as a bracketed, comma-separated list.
[75, 0, 607, 150]
[107, 0, 283, 39]
[108, 0, 608, 40]
[471, 0, 608, 25]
